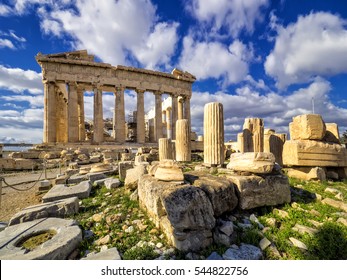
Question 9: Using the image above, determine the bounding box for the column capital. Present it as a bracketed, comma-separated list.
[135, 88, 146, 94]
[92, 83, 103, 90]
[153, 90, 162, 96]
[170, 92, 179, 98]
[43, 80, 56, 85]
[115, 85, 126, 92]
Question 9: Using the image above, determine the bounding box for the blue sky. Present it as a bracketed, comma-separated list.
[1, 0, 347, 143]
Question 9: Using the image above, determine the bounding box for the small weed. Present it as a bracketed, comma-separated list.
[123, 245, 160, 260]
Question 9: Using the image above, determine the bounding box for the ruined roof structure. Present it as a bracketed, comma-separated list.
[36, 50, 196, 144]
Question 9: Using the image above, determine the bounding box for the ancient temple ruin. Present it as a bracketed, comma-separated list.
[36, 50, 195, 144]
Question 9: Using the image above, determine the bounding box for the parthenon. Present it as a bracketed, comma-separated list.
[35, 50, 196, 144]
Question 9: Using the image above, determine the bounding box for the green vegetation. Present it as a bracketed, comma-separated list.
[17, 230, 57, 251]
[255, 178, 347, 260]
[70, 180, 170, 260]
[69, 168, 347, 260]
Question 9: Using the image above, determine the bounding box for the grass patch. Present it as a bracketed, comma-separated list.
[17, 230, 56, 251]
[69, 183, 169, 259]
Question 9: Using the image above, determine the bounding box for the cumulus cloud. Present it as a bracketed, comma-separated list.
[37, 0, 179, 69]
[179, 37, 252, 86]
[190, 78, 347, 140]
[187, 0, 269, 38]
[265, 12, 347, 88]
[0, 65, 42, 94]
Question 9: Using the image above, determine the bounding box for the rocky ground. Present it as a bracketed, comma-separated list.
[1, 162, 346, 260]
[0, 168, 63, 222]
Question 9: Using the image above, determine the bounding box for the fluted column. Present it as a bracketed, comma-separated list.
[178, 96, 184, 120]
[184, 96, 191, 132]
[115, 86, 125, 143]
[67, 83, 79, 143]
[77, 87, 85, 141]
[243, 118, 264, 152]
[175, 119, 191, 162]
[171, 94, 178, 140]
[93, 87, 103, 143]
[166, 107, 172, 139]
[159, 138, 173, 161]
[136, 89, 145, 144]
[154, 91, 163, 141]
[264, 131, 286, 166]
[204, 102, 224, 166]
[237, 133, 244, 153]
[43, 81, 56, 143]
[55, 85, 68, 143]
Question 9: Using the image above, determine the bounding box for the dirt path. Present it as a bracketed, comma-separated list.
[0, 168, 65, 222]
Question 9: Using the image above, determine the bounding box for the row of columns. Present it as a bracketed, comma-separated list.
[43, 81, 191, 144]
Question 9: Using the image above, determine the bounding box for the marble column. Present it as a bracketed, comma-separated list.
[43, 81, 56, 143]
[166, 107, 172, 139]
[243, 118, 264, 152]
[264, 131, 286, 166]
[67, 83, 79, 142]
[178, 96, 184, 120]
[159, 138, 173, 161]
[136, 89, 145, 144]
[154, 91, 163, 141]
[77, 88, 85, 141]
[114, 86, 125, 143]
[55, 83, 68, 143]
[148, 118, 155, 142]
[203, 102, 224, 166]
[171, 94, 178, 140]
[175, 119, 191, 162]
[93, 87, 104, 143]
[184, 96, 191, 132]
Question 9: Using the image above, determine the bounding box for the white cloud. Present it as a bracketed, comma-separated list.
[0, 95, 43, 108]
[179, 37, 251, 86]
[187, 0, 269, 38]
[0, 4, 11, 16]
[0, 38, 15, 49]
[38, 0, 179, 69]
[190, 78, 347, 140]
[0, 30, 26, 49]
[132, 22, 179, 70]
[0, 65, 42, 94]
[265, 12, 347, 88]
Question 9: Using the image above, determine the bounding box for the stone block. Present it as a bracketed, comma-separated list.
[227, 152, 275, 174]
[289, 114, 326, 140]
[322, 198, 347, 212]
[0, 218, 82, 260]
[104, 178, 121, 189]
[185, 171, 238, 216]
[283, 140, 347, 167]
[67, 173, 88, 184]
[8, 197, 79, 226]
[118, 161, 133, 181]
[87, 172, 107, 184]
[227, 174, 291, 210]
[94, 178, 108, 187]
[323, 123, 340, 144]
[223, 243, 263, 260]
[286, 167, 326, 181]
[9, 151, 41, 159]
[42, 181, 92, 203]
[125, 165, 147, 190]
[82, 247, 121, 260]
[0, 158, 16, 170]
[138, 175, 215, 251]
[154, 159, 184, 182]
